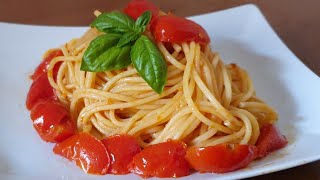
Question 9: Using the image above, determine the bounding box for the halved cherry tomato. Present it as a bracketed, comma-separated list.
[150, 15, 210, 44]
[256, 124, 288, 158]
[101, 134, 141, 174]
[185, 144, 257, 173]
[32, 49, 63, 81]
[30, 100, 67, 129]
[26, 73, 56, 110]
[30, 99, 75, 142]
[53, 133, 110, 175]
[124, 0, 159, 21]
[129, 140, 190, 178]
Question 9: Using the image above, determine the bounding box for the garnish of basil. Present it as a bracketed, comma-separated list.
[134, 11, 152, 33]
[81, 34, 121, 72]
[131, 35, 167, 94]
[91, 11, 135, 34]
[81, 11, 167, 94]
[117, 32, 140, 47]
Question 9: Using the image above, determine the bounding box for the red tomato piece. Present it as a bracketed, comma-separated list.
[30, 100, 67, 129]
[30, 100, 75, 142]
[26, 72, 56, 110]
[32, 49, 63, 81]
[129, 140, 190, 178]
[101, 134, 141, 174]
[124, 0, 159, 21]
[53, 133, 110, 175]
[44, 120, 75, 143]
[150, 15, 210, 44]
[256, 124, 288, 158]
[185, 144, 257, 173]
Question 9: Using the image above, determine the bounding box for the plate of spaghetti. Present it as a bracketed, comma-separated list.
[1, 0, 320, 179]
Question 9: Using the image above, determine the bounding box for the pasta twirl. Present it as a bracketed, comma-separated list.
[47, 27, 277, 148]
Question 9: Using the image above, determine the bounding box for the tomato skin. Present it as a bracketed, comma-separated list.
[256, 124, 288, 158]
[43, 121, 75, 143]
[124, 0, 159, 21]
[27, 49, 62, 110]
[101, 134, 141, 174]
[30, 100, 67, 129]
[53, 133, 110, 175]
[26, 73, 56, 110]
[32, 49, 63, 81]
[150, 15, 210, 44]
[129, 140, 190, 178]
[30, 100, 75, 142]
[185, 144, 257, 173]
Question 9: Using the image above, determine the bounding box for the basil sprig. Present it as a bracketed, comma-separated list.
[81, 11, 167, 94]
[91, 11, 135, 34]
[131, 35, 167, 94]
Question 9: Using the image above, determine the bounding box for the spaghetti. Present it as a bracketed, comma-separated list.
[46, 26, 277, 148]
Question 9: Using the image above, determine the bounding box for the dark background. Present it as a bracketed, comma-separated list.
[0, 0, 319, 179]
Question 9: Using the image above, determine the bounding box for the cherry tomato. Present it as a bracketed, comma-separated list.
[32, 49, 63, 81]
[129, 140, 190, 178]
[53, 133, 110, 175]
[185, 144, 257, 173]
[30, 100, 67, 129]
[256, 124, 288, 158]
[124, 0, 159, 21]
[26, 72, 56, 110]
[101, 134, 141, 174]
[150, 15, 210, 44]
[30, 100, 75, 142]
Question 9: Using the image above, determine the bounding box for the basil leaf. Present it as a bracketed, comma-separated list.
[81, 34, 121, 71]
[134, 11, 152, 33]
[91, 11, 135, 34]
[117, 32, 140, 47]
[131, 35, 167, 94]
[92, 45, 132, 72]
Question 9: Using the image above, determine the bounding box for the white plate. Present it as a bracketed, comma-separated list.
[0, 4, 319, 180]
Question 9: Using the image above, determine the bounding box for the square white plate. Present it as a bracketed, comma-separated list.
[0, 4, 319, 180]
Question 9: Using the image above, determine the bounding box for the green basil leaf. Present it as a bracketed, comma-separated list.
[91, 11, 135, 34]
[134, 11, 152, 33]
[92, 45, 132, 72]
[81, 34, 121, 71]
[117, 32, 140, 47]
[131, 35, 167, 94]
